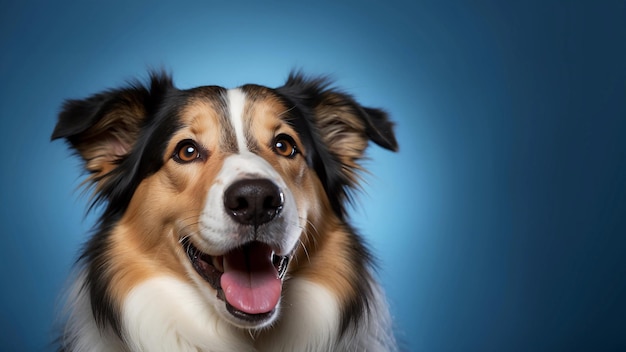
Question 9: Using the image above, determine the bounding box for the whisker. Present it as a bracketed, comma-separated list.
[300, 217, 320, 250]
[247, 329, 257, 341]
[277, 105, 297, 119]
[178, 233, 192, 244]
[299, 239, 311, 264]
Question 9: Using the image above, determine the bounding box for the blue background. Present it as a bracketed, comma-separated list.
[1, 1, 625, 351]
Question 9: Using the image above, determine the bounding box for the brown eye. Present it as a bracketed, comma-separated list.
[173, 140, 203, 163]
[273, 134, 298, 158]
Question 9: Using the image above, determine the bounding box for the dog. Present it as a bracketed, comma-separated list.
[52, 71, 398, 351]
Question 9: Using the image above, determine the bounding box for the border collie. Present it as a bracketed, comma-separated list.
[52, 71, 398, 351]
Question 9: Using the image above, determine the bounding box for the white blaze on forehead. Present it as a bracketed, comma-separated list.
[226, 88, 249, 153]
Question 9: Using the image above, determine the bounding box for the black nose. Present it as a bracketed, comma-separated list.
[223, 179, 284, 227]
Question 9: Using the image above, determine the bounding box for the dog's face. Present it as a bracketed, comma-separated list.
[128, 86, 315, 328]
[52, 72, 397, 330]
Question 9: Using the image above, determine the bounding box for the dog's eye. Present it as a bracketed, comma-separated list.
[173, 140, 203, 163]
[273, 134, 298, 158]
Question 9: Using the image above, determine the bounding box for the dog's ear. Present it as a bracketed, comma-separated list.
[312, 88, 398, 154]
[277, 72, 398, 217]
[51, 73, 173, 187]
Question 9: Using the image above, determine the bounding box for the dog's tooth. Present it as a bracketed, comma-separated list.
[213, 255, 224, 272]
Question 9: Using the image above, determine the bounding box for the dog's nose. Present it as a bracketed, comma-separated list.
[224, 179, 284, 227]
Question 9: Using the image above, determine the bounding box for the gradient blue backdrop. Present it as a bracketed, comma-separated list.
[1, 1, 625, 351]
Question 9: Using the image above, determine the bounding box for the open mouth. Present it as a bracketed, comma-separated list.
[182, 239, 290, 322]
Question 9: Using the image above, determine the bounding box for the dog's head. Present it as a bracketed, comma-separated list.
[52, 72, 397, 329]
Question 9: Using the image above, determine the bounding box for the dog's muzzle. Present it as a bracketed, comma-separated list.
[184, 177, 293, 325]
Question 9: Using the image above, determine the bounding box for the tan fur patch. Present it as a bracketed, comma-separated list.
[290, 180, 363, 310]
[241, 88, 318, 225]
[102, 95, 231, 301]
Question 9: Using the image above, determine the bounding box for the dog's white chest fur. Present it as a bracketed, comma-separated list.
[66, 274, 392, 351]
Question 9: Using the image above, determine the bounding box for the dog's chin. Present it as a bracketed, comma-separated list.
[181, 238, 290, 329]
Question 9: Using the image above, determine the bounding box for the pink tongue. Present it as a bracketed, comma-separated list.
[220, 243, 281, 315]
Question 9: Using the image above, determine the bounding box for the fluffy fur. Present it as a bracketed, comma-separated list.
[53, 71, 398, 351]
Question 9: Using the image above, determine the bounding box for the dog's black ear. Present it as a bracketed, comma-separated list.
[278, 72, 398, 151]
[52, 73, 173, 187]
[277, 72, 398, 217]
